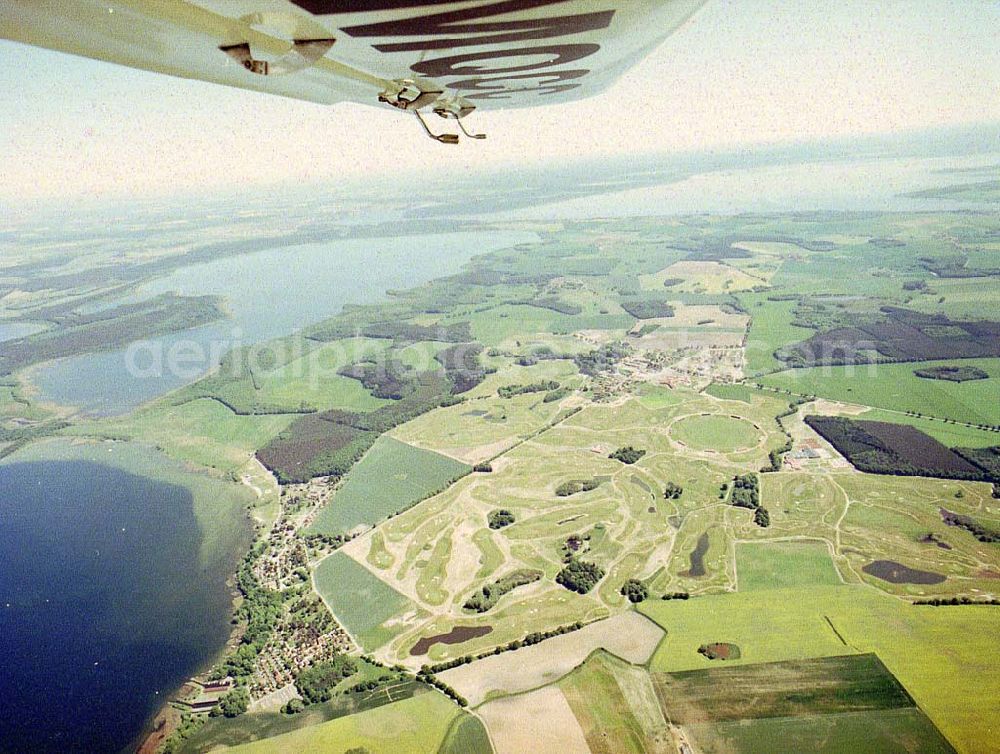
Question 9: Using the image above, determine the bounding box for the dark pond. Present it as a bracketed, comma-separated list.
[409, 625, 494, 656]
[686, 532, 710, 577]
[862, 560, 946, 585]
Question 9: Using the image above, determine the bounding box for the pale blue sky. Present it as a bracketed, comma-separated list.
[1, 0, 998, 200]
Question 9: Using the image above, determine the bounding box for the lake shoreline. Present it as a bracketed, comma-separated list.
[0, 439, 256, 753]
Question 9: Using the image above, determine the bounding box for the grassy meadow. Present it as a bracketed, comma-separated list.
[307, 436, 470, 537]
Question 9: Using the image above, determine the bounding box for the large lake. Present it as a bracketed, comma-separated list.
[0, 441, 250, 753]
[504, 153, 1000, 219]
[30, 230, 536, 415]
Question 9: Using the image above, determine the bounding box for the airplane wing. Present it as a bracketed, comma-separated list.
[1, 1, 705, 141]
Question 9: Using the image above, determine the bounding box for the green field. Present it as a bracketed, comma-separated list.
[703, 383, 756, 403]
[653, 654, 914, 723]
[227, 690, 463, 754]
[468, 303, 634, 346]
[736, 541, 842, 591]
[313, 551, 420, 650]
[742, 294, 811, 375]
[247, 339, 392, 413]
[559, 651, 652, 754]
[438, 714, 494, 754]
[854, 408, 1000, 448]
[640, 585, 999, 754]
[670, 413, 762, 452]
[200, 337, 392, 415]
[70, 397, 294, 473]
[760, 358, 1000, 426]
[389, 374, 570, 463]
[307, 436, 471, 537]
[688, 708, 957, 754]
[178, 679, 427, 752]
[635, 382, 689, 409]
[906, 276, 1000, 319]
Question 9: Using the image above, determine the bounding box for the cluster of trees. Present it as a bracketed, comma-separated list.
[542, 386, 572, 403]
[473, 462, 493, 473]
[610, 446, 646, 465]
[512, 295, 583, 315]
[729, 473, 770, 527]
[215, 550, 283, 681]
[806, 416, 991, 481]
[463, 569, 542, 613]
[487, 509, 515, 529]
[515, 345, 566, 367]
[415, 671, 468, 706]
[663, 481, 683, 499]
[435, 343, 488, 394]
[344, 674, 397, 694]
[560, 532, 590, 561]
[338, 359, 419, 400]
[302, 529, 354, 552]
[0, 418, 71, 456]
[760, 444, 789, 473]
[556, 478, 599, 497]
[940, 509, 999, 543]
[556, 559, 605, 594]
[574, 341, 630, 376]
[620, 299, 675, 319]
[620, 579, 649, 603]
[761, 398, 810, 473]
[660, 591, 690, 601]
[498, 380, 560, 398]
[358, 321, 472, 343]
[212, 687, 249, 718]
[914, 365, 989, 382]
[730, 473, 759, 509]
[953, 446, 1000, 479]
[914, 596, 1000, 606]
[259, 370, 459, 483]
[295, 655, 360, 704]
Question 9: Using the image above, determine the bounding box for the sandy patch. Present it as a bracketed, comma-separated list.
[248, 683, 299, 713]
[665, 304, 748, 330]
[478, 686, 590, 754]
[440, 437, 513, 465]
[442, 518, 484, 597]
[439, 611, 664, 706]
[610, 660, 669, 738]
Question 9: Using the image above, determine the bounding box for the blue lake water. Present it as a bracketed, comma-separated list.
[30, 230, 536, 415]
[0, 450, 242, 753]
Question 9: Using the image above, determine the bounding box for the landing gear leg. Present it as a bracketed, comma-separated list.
[414, 111, 459, 145]
[454, 117, 487, 140]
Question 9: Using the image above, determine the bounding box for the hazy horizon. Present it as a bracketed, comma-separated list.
[2, 0, 998, 203]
